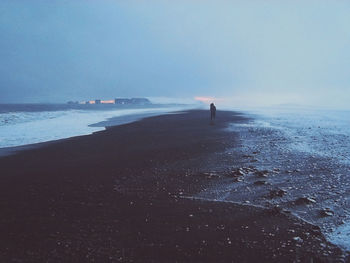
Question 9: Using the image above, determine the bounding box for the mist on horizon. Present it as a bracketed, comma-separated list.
[0, 1, 349, 109]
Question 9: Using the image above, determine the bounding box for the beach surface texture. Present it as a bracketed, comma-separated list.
[0, 110, 347, 262]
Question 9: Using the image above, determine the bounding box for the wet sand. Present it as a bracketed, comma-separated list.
[198, 111, 350, 252]
[0, 110, 347, 262]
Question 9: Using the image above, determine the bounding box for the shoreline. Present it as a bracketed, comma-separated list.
[0, 106, 193, 158]
[0, 110, 347, 262]
[211, 110, 350, 252]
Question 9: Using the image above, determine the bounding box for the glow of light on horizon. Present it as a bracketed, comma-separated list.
[195, 96, 226, 105]
[101, 100, 115, 104]
[194, 96, 215, 104]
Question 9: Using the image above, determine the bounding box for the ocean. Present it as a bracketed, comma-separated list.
[246, 107, 350, 165]
[0, 103, 189, 150]
[234, 107, 350, 251]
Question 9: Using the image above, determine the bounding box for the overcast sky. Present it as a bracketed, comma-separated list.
[0, 0, 349, 108]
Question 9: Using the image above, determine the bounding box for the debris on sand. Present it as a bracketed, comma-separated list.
[266, 205, 283, 215]
[234, 177, 244, 182]
[226, 168, 243, 177]
[226, 167, 252, 177]
[255, 170, 269, 178]
[199, 172, 220, 179]
[320, 208, 334, 217]
[268, 189, 287, 198]
[292, 236, 303, 243]
[295, 197, 316, 205]
[235, 169, 245, 176]
[310, 225, 322, 235]
[254, 180, 268, 185]
[272, 168, 280, 173]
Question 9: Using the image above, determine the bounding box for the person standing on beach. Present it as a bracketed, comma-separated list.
[210, 103, 216, 122]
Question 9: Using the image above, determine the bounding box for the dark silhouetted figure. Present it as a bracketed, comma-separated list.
[210, 103, 216, 122]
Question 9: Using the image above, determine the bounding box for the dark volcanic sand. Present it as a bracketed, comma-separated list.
[0, 110, 347, 262]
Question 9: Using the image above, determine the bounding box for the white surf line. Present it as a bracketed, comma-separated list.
[177, 195, 320, 227]
[176, 195, 267, 210]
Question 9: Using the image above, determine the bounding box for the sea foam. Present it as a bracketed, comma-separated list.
[0, 106, 185, 149]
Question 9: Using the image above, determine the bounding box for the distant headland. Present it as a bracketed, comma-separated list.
[67, 98, 151, 105]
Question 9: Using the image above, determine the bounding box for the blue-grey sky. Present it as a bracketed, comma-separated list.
[0, 0, 349, 108]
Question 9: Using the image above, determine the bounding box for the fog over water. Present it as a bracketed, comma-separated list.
[0, 1, 349, 108]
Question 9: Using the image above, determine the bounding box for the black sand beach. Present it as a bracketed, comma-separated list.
[0, 110, 347, 262]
